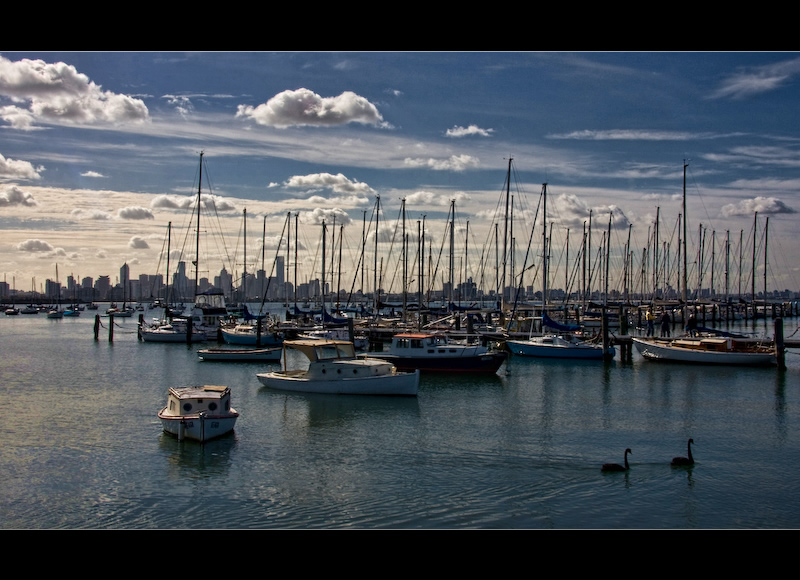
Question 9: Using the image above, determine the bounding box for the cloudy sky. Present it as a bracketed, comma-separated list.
[1, 51, 799, 299]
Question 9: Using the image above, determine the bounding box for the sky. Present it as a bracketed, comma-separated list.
[1, 51, 799, 300]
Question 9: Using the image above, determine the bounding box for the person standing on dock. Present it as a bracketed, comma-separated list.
[660, 311, 671, 337]
[687, 312, 698, 337]
[646, 308, 655, 336]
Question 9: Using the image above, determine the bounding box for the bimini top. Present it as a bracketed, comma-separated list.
[284, 339, 357, 362]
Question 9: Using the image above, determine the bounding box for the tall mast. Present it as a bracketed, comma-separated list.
[682, 161, 688, 322]
[194, 151, 203, 295]
[502, 158, 512, 309]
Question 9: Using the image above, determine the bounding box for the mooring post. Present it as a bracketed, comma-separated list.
[108, 314, 114, 342]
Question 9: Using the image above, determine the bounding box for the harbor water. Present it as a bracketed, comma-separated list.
[2, 306, 799, 529]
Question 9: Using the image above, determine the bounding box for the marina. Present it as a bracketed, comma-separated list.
[1, 306, 799, 529]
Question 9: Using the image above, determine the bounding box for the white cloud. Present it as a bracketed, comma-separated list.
[445, 124, 494, 138]
[0, 55, 149, 129]
[0, 185, 38, 206]
[403, 154, 479, 171]
[236, 88, 387, 129]
[285, 172, 376, 197]
[81, 171, 106, 178]
[129, 236, 150, 249]
[710, 56, 800, 100]
[0, 153, 43, 181]
[721, 196, 797, 217]
[71, 208, 112, 220]
[150, 193, 237, 212]
[117, 206, 154, 220]
[15, 238, 53, 252]
[298, 207, 352, 226]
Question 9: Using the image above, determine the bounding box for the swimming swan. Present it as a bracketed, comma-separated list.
[602, 448, 631, 472]
[671, 438, 694, 466]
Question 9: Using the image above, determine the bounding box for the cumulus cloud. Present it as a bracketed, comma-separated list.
[236, 88, 387, 129]
[0, 152, 43, 181]
[721, 196, 797, 217]
[0, 185, 38, 206]
[298, 207, 352, 226]
[150, 193, 237, 212]
[285, 172, 376, 197]
[81, 171, 105, 178]
[0, 55, 149, 130]
[117, 206, 154, 220]
[129, 236, 150, 249]
[548, 193, 631, 231]
[405, 190, 471, 207]
[445, 124, 494, 137]
[403, 154, 479, 171]
[71, 208, 112, 220]
[15, 238, 53, 252]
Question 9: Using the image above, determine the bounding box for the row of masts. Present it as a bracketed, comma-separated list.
[155, 155, 783, 323]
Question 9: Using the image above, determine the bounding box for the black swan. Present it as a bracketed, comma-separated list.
[671, 438, 694, 466]
[602, 448, 631, 472]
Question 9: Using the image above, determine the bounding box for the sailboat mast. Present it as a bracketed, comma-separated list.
[195, 151, 203, 294]
[502, 158, 512, 309]
[682, 161, 688, 322]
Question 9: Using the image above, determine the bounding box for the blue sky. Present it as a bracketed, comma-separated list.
[1, 52, 799, 298]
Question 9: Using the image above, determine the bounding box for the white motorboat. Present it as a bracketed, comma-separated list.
[139, 319, 207, 343]
[632, 336, 775, 365]
[198, 347, 282, 362]
[158, 385, 239, 442]
[257, 339, 419, 396]
[364, 331, 507, 373]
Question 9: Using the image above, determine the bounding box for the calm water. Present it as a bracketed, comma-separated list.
[1, 307, 799, 529]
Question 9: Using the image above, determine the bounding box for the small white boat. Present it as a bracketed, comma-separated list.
[198, 347, 282, 362]
[632, 336, 776, 365]
[257, 339, 419, 396]
[297, 327, 368, 350]
[158, 385, 239, 442]
[221, 323, 283, 346]
[506, 334, 614, 360]
[140, 319, 207, 343]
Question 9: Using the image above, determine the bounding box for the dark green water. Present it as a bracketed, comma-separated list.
[1, 308, 798, 528]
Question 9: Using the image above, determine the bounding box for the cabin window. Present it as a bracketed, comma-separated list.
[182, 403, 193, 412]
[208, 402, 218, 411]
[411, 339, 423, 348]
[397, 338, 409, 348]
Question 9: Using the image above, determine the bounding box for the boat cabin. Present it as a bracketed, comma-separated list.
[163, 385, 233, 418]
[391, 333, 461, 354]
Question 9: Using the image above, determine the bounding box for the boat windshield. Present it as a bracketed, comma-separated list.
[316, 343, 356, 360]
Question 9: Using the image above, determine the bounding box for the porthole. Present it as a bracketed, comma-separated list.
[182, 402, 193, 412]
[353, 369, 358, 374]
[337, 368, 342, 374]
[208, 402, 218, 411]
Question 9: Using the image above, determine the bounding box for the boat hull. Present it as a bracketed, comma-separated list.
[507, 338, 613, 360]
[199, 347, 282, 361]
[632, 337, 775, 365]
[158, 412, 238, 442]
[141, 330, 207, 343]
[257, 367, 419, 396]
[366, 351, 507, 373]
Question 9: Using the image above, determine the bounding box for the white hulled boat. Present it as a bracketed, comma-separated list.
[198, 346, 282, 361]
[632, 336, 775, 365]
[505, 182, 614, 360]
[257, 339, 419, 396]
[139, 318, 207, 343]
[158, 385, 238, 442]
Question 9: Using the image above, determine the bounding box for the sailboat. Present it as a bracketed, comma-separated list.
[139, 221, 207, 343]
[632, 162, 775, 365]
[506, 183, 614, 360]
[46, 265, 64, 319]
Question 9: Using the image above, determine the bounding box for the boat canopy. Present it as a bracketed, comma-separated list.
[285, 339, 356, 361]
